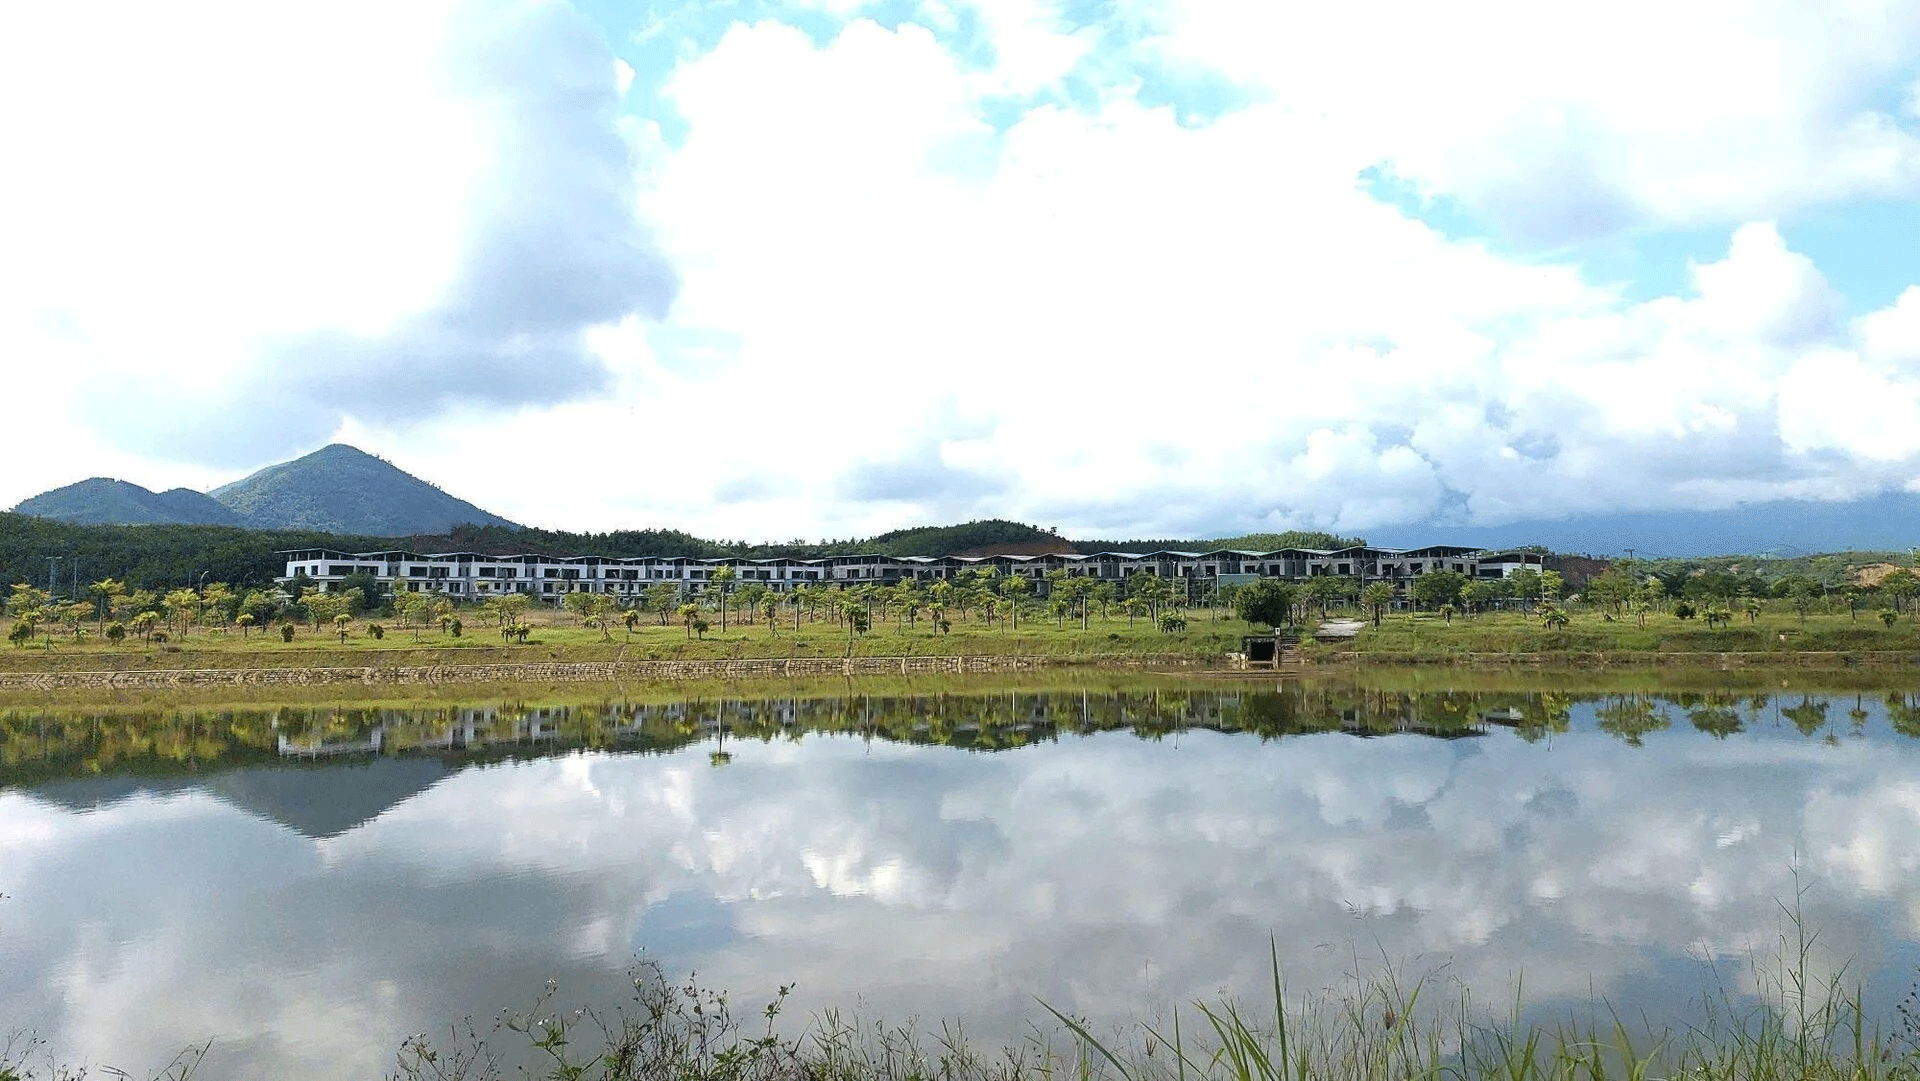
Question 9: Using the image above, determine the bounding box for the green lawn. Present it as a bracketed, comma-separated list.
[1332, 606, 1920, 656]
[0, 607, 1247, 671]
[9, 600, 1920, 675]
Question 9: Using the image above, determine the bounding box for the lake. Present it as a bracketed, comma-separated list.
[5, 680, 1920, 1079]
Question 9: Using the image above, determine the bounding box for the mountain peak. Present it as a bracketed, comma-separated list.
[210, 445, 519, 536]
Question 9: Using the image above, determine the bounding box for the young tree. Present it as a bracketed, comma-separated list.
[200, 582, 236, 630]
[7, 584, 50, 621]
[162, 589, 201, 637]
[239, 590, 279, 627]
[1360, 582, 1396, 627]
[1460, 579, 1495, 617]
[88, 577, 128, 629]
[562, 588, 596, 625]
[1002, 574, 1031, 629]
[1508, 568, 1543, 610]
[60, 601, 90, 640]
[710, 566, 737, 631]
[1409, 570, 1468, 611]
[842, 598, 871, 638]
[580, 593, 618, 641]
[1305, 575, 1349, 619]
[1582, 570, 1635, 614]
[736, 583, 770, 631]
[1540, 570, 1565, 602]
[1090, 580, 1115, 623]
[646, 582, 681, 625]
[1233, 579, 1297, 629]
[1788, 579, 1819, 622]
[1881, 569, 1920, 614]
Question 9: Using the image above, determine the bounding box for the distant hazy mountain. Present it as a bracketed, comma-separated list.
[210, 444, 518, 536]
[12, 478, 243, 526]
[1362, 490, 1920, 558]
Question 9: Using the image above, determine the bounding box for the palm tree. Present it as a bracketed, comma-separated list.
[710, 566, 737, 631]
[1360, 582, 1395, 627]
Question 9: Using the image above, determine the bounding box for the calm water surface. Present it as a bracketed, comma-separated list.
[5, 683, 1920, 1079]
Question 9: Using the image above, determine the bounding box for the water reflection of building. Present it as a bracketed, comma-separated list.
[277, 728, 383, 758]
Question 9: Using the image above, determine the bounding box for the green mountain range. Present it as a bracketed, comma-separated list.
[12, 444, 518, 537]
[13, 479, 243, 527]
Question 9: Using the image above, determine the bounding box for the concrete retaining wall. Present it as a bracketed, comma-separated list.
[0, 653, 1211, 692]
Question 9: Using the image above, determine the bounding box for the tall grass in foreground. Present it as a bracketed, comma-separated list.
[8, 924, 1920, 1081]
[377, 933, 1920, 1081]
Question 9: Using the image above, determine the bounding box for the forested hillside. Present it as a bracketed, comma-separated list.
[0, 515, 398, 593]
[13, 479, 243, 527]
[1078, 530, 1366, 552]
[0, 516, 1073, 594]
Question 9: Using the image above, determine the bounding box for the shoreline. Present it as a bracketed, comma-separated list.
[0, 651, 1209, 692]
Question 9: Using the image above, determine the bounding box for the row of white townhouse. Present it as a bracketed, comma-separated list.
[275, 546, 1546, 601]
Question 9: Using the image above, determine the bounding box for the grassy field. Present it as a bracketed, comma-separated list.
[0, 608, 1245, 671]
[1322, 605, 1920, 657]
[8, 600, 1920, 679]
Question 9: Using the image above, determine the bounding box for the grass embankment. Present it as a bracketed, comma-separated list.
[0, 612, 1237, 672]
[1323, 608, 1920, 660]
[10, 604, 1920, 684]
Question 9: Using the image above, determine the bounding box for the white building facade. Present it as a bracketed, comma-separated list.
[275, 543, 1542, 602]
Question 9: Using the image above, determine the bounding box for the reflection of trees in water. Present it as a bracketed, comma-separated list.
[1595, 695, 1672, 747]
[1782, 697, 1831, 737]
[1885, 693, 1920, 739]
[8, 685, 1920, 785]
[1689, 691, 1745, 740]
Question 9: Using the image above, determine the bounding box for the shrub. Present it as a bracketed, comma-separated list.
[366, 623, 385, 640]
[449, 618, 463, 638]
[280, 623, 296, 643]
[1675, 601, 1697, 620]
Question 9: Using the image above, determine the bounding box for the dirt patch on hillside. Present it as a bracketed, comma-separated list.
[1855, 562, 1902, 587]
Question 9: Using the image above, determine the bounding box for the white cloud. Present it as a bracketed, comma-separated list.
[0, 0, 673, 482]
[4, 0, 1920, 539]
[1130, 0, 1920, 243]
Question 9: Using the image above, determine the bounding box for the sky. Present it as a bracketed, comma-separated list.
[3, 0, 1920, 542]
